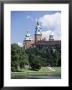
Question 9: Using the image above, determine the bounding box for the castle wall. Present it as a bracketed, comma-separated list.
[35, 34, 42, 43]
[25, 40, 32, 49]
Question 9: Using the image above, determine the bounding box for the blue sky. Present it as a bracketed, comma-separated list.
[11, 11, 61, 45]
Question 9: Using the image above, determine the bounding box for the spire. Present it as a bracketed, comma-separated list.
[35, 18, 42, 35]
[36, 19, 39, 25]
[35, 19, 42, 43]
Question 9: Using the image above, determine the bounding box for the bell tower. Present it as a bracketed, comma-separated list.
[35, 19, 42, 44]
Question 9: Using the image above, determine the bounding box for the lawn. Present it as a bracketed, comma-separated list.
[11, 67, 61, 79]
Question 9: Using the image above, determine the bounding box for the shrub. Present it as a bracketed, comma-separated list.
[29, 55, 41, 71]
[11, 67, 17, 72]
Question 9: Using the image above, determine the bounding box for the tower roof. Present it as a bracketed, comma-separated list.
[35, 19, 42, 35]
[25, 32, 31, 40]
[25, 32, 30, 37]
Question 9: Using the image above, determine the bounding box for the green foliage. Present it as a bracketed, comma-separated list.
[25, 46, 61, 67]
[11, 43, 61, 72]
[11, 44, 28, 72]
[29, 54, 41, 71]
[19, 47, 28, 68]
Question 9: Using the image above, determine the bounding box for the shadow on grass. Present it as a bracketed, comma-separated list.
[28, 68, 39, 71]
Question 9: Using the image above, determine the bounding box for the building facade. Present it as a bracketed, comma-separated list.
[23, 20, 61, 49]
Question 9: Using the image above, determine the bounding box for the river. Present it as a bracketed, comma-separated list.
[25, 76, 61, 79]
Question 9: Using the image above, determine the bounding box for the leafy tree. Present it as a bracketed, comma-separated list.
[29, 54, 41, 71]
[11, 44, 28, 72]
[11, 44, 21, 71]
[20, 47, 28, 68]
[54, 50, 61, 66]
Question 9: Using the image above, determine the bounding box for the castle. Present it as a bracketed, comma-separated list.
[23, 20, 61, 49]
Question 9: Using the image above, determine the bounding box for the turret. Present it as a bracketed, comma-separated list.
[49, 33, 54, 41]
[24, 32, 32, 49]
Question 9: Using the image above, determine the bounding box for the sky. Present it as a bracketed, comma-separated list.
[11, 11, 61, 46]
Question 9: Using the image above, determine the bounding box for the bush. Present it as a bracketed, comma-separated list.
[20, 62, 25, 69]
[30, 60, 41, 71]
[29, 55, 41, 71]
[11, 67, 17, 72]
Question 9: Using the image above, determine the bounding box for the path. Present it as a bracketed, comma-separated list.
[48, 67, 55, 72]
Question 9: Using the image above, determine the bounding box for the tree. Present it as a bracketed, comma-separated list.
[29, 54, 41, 71]
[48, 48, 61, 66]
[25, 46, 61, 68]
[20, 47, 28, 68]
[11, 44, 21, 71]
[11, 44, 28, 72]
[54, 50, 61, 66]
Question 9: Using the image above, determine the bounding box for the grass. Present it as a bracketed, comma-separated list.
[11, 67, 61, 79]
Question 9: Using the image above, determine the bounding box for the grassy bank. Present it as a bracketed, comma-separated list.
[11, 67, 61, 79]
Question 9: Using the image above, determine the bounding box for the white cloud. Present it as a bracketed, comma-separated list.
[39, 12, 61, 40]
[42, 30, 53, 40]
[42, 30, 61, 41]
[18, 42, 23, 47]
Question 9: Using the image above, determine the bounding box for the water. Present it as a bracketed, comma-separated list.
[25, 76, 61, 79]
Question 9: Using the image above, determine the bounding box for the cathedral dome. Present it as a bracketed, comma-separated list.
[26, 33, 30, 37]
[25, 32, 31, 40]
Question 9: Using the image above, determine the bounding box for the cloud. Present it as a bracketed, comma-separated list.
[18, 42, 23, 47]
[42, 30, 61, 41]
[42, 30, 52, 40]
[39, 12, 61, 30]
[26, 16, 33, 21]
[39, 12, 61, 40]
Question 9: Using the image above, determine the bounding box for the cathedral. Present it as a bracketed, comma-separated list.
[23, 20, 61, 49]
